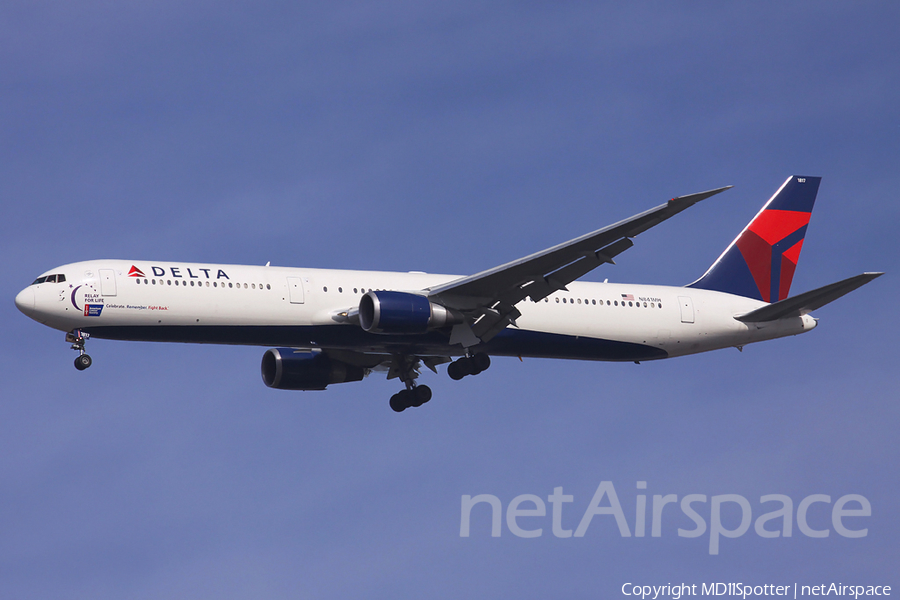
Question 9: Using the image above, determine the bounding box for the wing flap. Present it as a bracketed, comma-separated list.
[514, 238, 635, 303]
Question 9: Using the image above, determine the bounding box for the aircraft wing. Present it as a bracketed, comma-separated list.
[427, 185, 732, 344]
[734, 272, 884, 323]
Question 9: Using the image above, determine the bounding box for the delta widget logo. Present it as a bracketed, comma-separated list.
[735, 208, 810, 302]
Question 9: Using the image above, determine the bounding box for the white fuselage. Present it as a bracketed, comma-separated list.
[16, 259, 816, 362]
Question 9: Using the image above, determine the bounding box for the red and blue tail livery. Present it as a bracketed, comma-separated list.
[688, 176, 820, 302]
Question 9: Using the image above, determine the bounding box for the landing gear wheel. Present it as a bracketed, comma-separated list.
[74, 354, 92, 371]
[447, 361, 466, 380]
[472, 352, 491, 372]
[390, 392, 408, 413]
[411, 385, 432, 407]
[458, 357, 476, 376]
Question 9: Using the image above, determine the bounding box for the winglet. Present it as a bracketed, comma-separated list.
[669, 185, 734, 205]
[626, 185, 733, 237]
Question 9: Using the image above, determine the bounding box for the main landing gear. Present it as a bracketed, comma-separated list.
[389, 352, 492, 412]
[389, 384, 433, 412]
[388, 354, 433, 413]
[67, 330, 92, 371]
[447, 352, 491, 380]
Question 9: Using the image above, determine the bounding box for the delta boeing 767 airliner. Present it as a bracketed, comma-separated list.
[15, 176, 881, 411]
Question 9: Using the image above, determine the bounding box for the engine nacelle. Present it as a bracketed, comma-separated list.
[358, 290, 463, 334]
[261, 348, 365, 390]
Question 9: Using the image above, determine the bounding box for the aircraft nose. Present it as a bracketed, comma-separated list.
[15, 287, 35, 316]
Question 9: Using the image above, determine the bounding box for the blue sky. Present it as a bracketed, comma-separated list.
[2, 2, 898, 598]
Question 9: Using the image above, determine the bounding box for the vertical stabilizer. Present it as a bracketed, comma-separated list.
[688, 175, 821, 302]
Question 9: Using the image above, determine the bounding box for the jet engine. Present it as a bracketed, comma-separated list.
[358, 290, 463, 334]
[261, 348, 365, 390]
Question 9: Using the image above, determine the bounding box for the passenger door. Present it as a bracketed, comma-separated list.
[678, 296, 694, 323]
[287, 277, 305, 304]
[99, 269, 117, 296]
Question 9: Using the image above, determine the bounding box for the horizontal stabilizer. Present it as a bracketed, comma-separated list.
[735, 272, 883, 323]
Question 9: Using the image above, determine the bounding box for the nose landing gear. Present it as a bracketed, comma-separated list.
[67, 330, 92, 371]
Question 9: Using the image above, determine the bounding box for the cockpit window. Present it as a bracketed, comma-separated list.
[31, 273, 65, 285]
